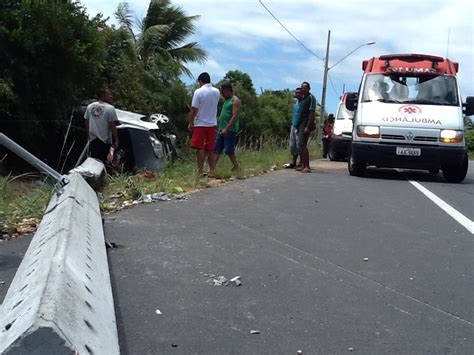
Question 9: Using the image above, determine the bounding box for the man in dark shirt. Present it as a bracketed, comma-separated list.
[297, 81, 316, 172]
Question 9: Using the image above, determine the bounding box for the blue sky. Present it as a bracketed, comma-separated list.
[80, 0, 473, 114]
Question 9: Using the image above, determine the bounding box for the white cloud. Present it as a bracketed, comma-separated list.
[81, 0, 473, 111]
[186, 57, 227, 80]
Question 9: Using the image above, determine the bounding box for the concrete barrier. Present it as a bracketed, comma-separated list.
[0, 171, 119, 354]
[70, 157, 106, 191]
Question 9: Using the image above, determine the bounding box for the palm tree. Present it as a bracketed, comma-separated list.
[115, 0, 207, 77]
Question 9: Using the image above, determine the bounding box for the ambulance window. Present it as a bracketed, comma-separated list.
[362, 74, 389, 102]
[414, 76, 458, 105]
[362, 74, 458, 105]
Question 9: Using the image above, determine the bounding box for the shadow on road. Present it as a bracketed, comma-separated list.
[355, 167, 473, 185]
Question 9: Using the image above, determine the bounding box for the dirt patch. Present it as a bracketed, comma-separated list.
[312, 160, 347, 170]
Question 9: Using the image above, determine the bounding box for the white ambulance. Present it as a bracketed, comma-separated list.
[346, 54, 474, 182]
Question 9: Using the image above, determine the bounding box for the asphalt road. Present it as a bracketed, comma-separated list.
[1, 160, 473, 354]
[104, 160, 473, 354]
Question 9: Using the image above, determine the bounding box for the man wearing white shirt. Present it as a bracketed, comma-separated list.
[188, 72, 220, 176]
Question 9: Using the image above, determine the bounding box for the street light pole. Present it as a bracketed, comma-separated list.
[318, 38, 375, 143]
[318, 30, 331, 144]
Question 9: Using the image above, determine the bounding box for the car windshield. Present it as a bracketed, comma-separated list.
[361, 74, 459, 106]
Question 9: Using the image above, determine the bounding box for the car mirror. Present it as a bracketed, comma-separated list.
[345, 93, 358, 111]
[463, 96, 474, 116]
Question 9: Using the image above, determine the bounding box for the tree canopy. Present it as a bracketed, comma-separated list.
[0, 0, 323, 170]
[115, 0, 207, 78]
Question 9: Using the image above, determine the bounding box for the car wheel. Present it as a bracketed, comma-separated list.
[428, 168, 439, 175]
[348, 147, 366, 177]
[328, 147, 338, 161]
[442, 153, 468, 183]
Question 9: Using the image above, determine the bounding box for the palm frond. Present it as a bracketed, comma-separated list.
[115, 2, 136, 42]
[168, 42, 207, 64]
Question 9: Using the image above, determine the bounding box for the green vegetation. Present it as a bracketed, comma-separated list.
[0, 1, 321, 169]
[0, 175, 53, 236]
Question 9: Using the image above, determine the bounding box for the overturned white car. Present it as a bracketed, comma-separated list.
[73, 104, 177, 172]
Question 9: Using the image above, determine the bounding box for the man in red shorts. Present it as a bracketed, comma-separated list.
[188, 72, 220, 176]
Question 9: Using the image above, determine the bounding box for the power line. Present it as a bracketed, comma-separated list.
[328, 74, 339, 97]
[258, 0, 324, 61]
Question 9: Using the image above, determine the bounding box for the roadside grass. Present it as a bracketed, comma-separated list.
[101, 143, 321, 211]
[0, 143, 321, 235]
[0, 175, 53, 236]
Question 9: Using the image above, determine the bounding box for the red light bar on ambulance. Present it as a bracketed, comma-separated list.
[362, 53, 459, 76]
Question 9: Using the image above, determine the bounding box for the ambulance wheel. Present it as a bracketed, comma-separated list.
[348, 148, 366, 177]
[442, 153, 468, 183]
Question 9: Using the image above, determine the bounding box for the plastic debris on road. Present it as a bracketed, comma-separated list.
[250, 330, 260, 334]
[363, 257, 369, 261]
[204, 273, 243, 287]
[155, 309, 162, 315]
[138, 192, 190, 204]
[230, 276, 242, 286]
[211, 276, 229, 286]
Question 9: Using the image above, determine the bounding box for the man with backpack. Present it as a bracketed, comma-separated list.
[297, 81, 316, 173]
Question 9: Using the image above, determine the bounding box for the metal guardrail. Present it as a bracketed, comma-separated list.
[0, 133, 69, 193]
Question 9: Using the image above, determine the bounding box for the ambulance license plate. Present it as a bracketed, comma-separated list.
[396, 147, 421, 156]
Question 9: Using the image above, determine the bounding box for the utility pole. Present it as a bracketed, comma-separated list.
[318, 30, 331, 144]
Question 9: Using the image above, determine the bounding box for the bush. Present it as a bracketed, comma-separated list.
[465, 129, 474, 152]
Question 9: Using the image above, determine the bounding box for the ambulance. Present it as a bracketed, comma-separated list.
[345, 54, 474, 182]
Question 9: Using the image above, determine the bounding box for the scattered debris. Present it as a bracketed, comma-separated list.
[105, 241, 117, 249]
[297, 350, 303, 354]
[171, 343, 178, 348]
[151, 192, 172, 201]
[1, 281, 5, 285]
[250, 330, 260, 335]
[131, 170, 156, 181]
[409, 277, 414, 280]
[363, 257, 369, 261]
[204, 273, 243, 287]
[230, 276, 242, 287]
[15, 218, 41, 235]
[348, 347, 354, 351]
[139, 194, 153, 203]
[139, 192, 190, 204]
[155, 309, 162, 315]
[211, 276, 229, 286]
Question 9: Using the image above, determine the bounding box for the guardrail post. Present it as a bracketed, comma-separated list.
[0, 133, 68, 194]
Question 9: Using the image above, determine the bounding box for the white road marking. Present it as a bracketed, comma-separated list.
[408, 180, 474, 234]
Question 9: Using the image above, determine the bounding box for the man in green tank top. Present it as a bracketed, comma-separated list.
[213, 82, 241, 172]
